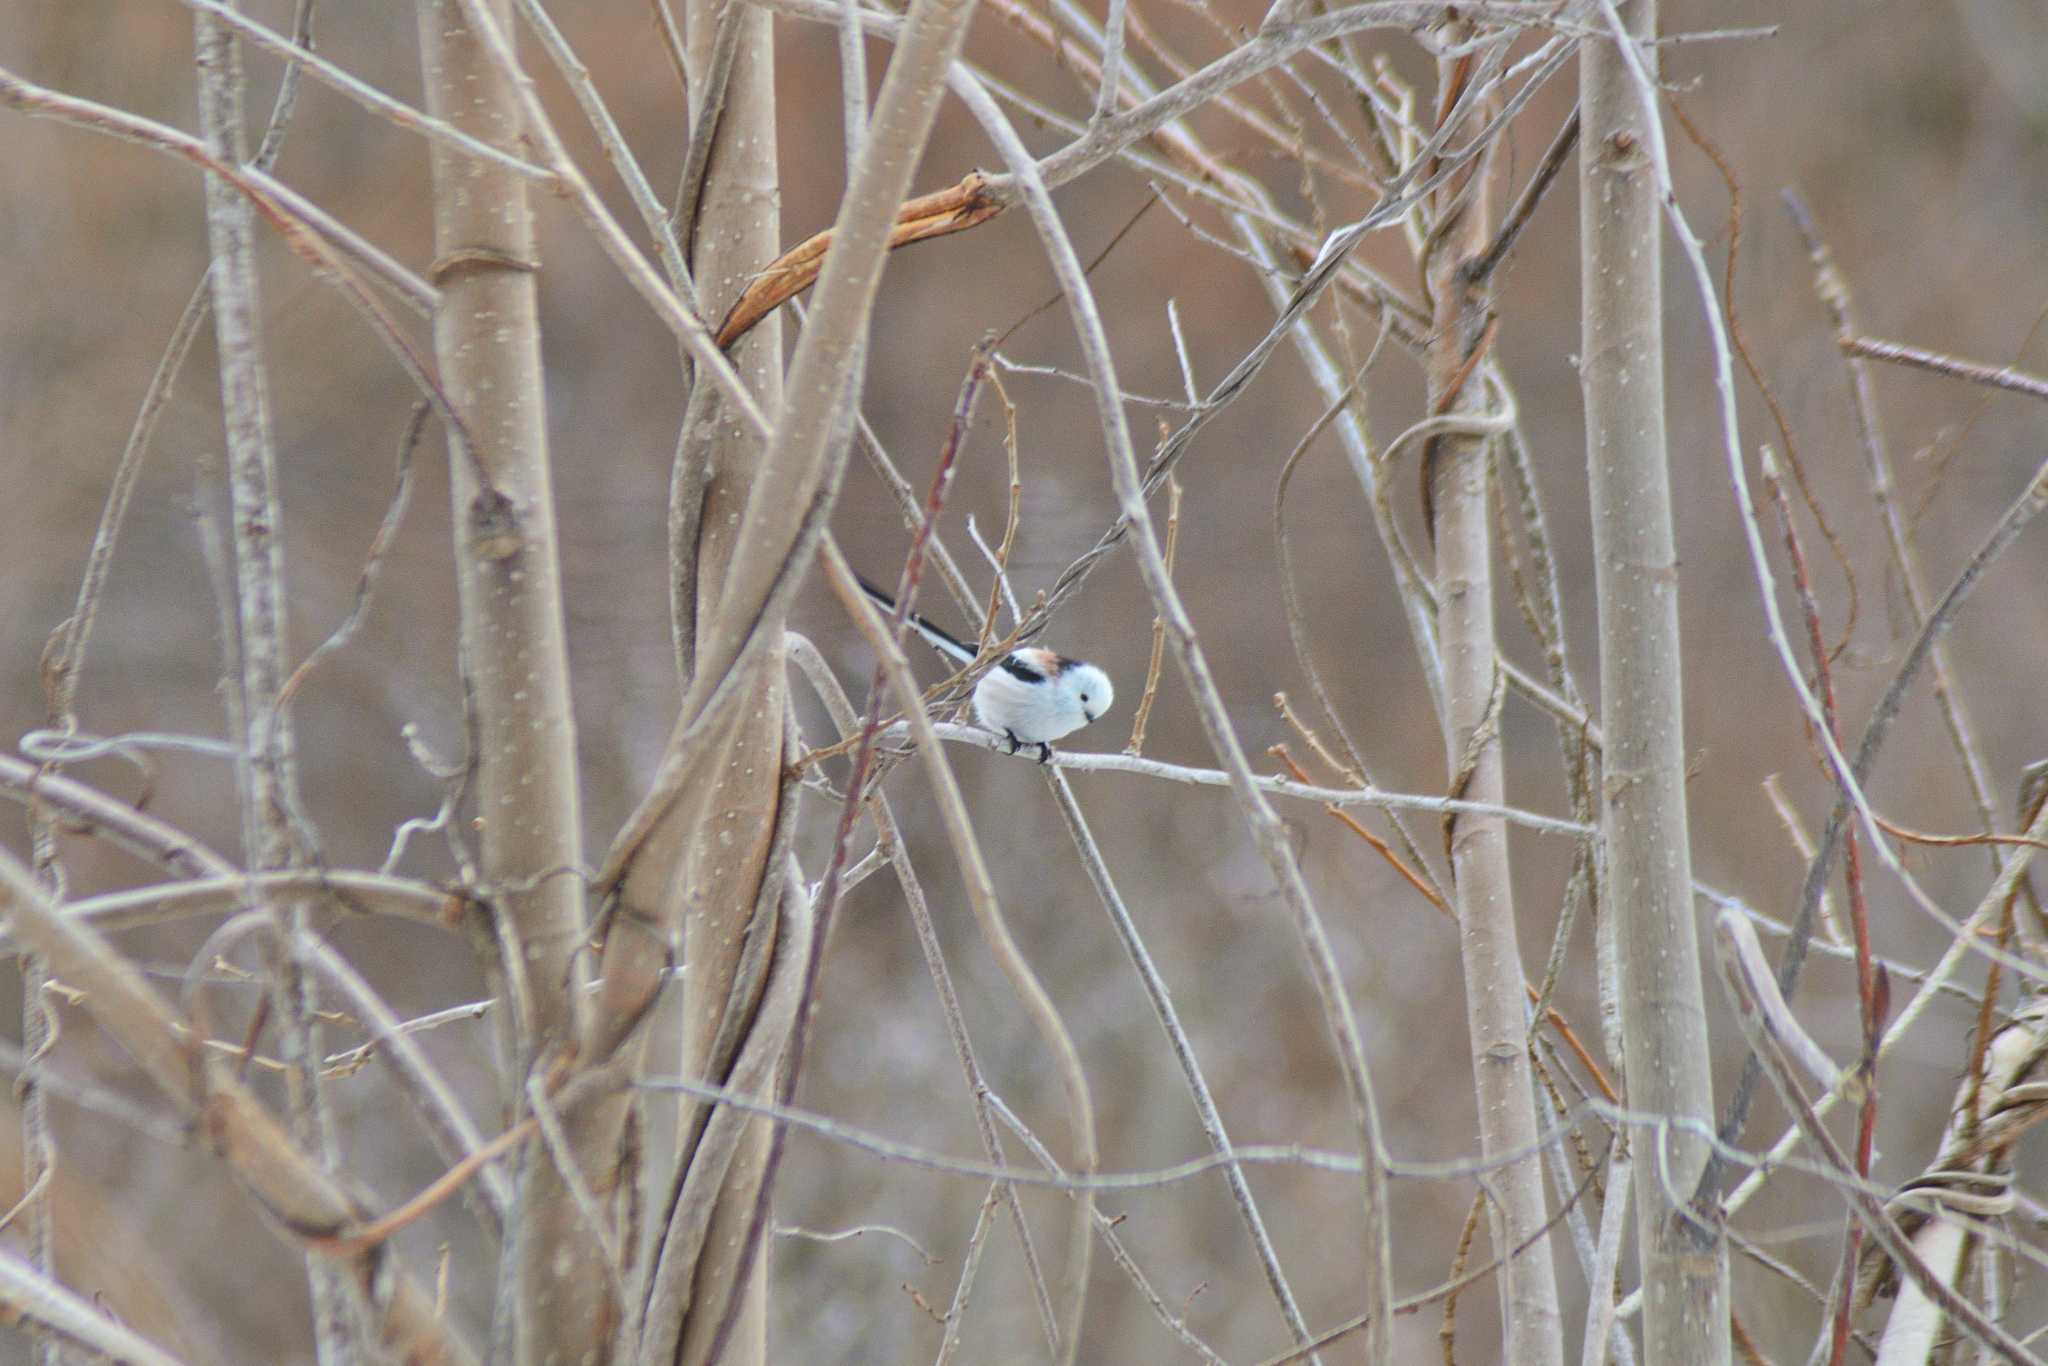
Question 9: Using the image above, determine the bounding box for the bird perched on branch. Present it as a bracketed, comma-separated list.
[857, 576, 1114, 762]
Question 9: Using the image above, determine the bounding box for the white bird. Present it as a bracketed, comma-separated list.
[858, 576, 1114, 762]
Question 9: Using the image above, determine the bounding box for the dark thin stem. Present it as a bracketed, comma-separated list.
[671, 0, 745, 265]
[1467, 105, 1578, 285]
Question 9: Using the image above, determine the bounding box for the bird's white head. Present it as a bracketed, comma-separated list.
[1057, 660, 1114, 729]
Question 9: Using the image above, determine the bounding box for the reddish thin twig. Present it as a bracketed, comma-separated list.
[1268, 745, 1447, 917]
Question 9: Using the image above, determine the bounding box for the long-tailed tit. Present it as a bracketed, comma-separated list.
[858, 576, 1114, 762]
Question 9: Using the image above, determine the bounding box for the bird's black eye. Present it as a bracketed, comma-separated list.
[1079, 693, 1090, 704]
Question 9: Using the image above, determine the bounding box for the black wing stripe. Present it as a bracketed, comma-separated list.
[999, 653, 1046, 683]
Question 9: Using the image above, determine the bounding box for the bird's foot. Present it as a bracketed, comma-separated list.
[999, 729, 1054, 764]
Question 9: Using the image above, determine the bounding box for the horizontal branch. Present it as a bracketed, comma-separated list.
[912, 721, 1592, 836]
[0, 754, 233, 881]
[0, 870, 475, 957]
[632, 1071, 1907, 1209]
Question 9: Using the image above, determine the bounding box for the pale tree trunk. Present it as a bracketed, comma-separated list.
[622, 1, 988, 1359]
[414, 2, 593, 1359]
[639, 4, 792, 1360]
[1425, 38, 1564, 1366]
[1579, 4, 1730, 1360]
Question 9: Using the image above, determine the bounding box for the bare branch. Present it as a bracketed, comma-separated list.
[914, 721, 1594, 835]
[785, 632, 1061, 1359]
[0, 1251, 188, 1366]
[172, 0, 554, 182]
[0, 847, 475, 1365]
[1841, 335, 2048, 404]
[1579, 4, 1727, 1355]
[1783, 192, 1999, 846]
[1714, 908, 2041, 1365]
[1043, 769, 1318, 1358]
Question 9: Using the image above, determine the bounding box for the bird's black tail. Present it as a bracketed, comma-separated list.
[855, 573, 979, 665]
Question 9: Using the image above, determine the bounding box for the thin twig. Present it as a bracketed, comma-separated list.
[1044, 767, 1319, 1358]
[1269, 745, 1447, 916]
[784, 634, 1060, 1359]
[1713, 444, 2048, 1185]
[1842, 335, 2048, 403]
[277, 403, 428, 710]
[306, 933, 512, 1228]
[983, 1092, 1231, 1365]
[190, 6, 355, 1344]
[1669, 101, 1860, 663]
[672, 0, 747, 252]
[1121, 475, 1179, 756]
[0, 846, 474, 1363]
[821, 538, 1097, 1360]
[172, 0, 552, 181]
[437, 0, 769, 446]
[1718, 793, 2048, 1230]
[524, 1072, 628, 1306]
[977, 365, 1025, 642]
[0, 68, 483, 471]
[917, 721, 1594, 835]
[1761, 445, 1881, 1366]
[1715, 910, 2042, 1365]
[0, 1252, 188, 1366]
[1784, 185, 2006, 913]
[1468, 105, 1577, 284]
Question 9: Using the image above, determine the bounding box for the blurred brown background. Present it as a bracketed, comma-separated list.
[3, 0, 2047, 1360]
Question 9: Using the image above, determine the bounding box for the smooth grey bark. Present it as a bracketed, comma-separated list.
[414, 2, 592, 1359]
[1424, 46, 1563, 1366]
[1579, 5, 1730, 1360]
